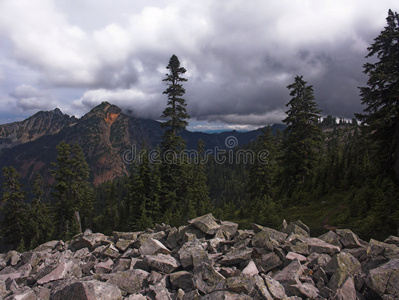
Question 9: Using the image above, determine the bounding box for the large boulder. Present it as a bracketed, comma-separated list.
[51, 280, 123, 300]
[105, 269, 149, 294]
[188, 214, 220, 235]
[178, 239, 209, 268]
[139, 238, 170, 256]
[325, 252, 361, 292]
[365, 258, 399, 298]
[144, 254, 180, 274]
[273, 259, 304, 290]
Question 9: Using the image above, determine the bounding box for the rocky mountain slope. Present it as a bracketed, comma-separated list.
[0, 109, 77, 151]
[0, 102, 283, 185]
[0, 214, 398, 299]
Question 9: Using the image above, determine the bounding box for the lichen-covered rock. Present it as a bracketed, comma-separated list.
[252, 227, 287, 245]
[263, 275, 287, 299]
[283, 223, 310, 237]
[105, 269, 149, 294]
[169, 271, 194, 291]
[318, 230, 342, 248]
[220, 247, 252, 266]
[288, 282, 320, 299]
[70, 232, 112, 251]
[144, 254, 180, 274]
[139, 238, 170, 256]
[336, 229, 363, 249]
[325, 252, 361, 292]
[273, 259, 304, 290]
[241, 260, 258, 277]
[51, 280, 122, 300]
[367, 239, 399, 259]
[188, 214, 220, 235]
[1, 215, 398, 299]
[365, 258, 399, 298]
[384, 235, 399, 247]
[254, 252, 282, 273]
[178, 239, 209, 268]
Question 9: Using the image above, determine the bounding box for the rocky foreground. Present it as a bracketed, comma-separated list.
[0, 214, 399, 300]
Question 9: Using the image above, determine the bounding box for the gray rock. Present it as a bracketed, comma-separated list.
[367, 239, 399, 259]
[148, 284, 173, 300]
[254, 252, 282, 273]
[336, 229, 363, 248]
[5, 251, 20, 266]
[263, 275, 287, 299]
[144, 254, 180, 273]
[106, 269, 149, 294]
[283, 223, 310, 237]
[112, 231, 140, 242]
[215, 221, 239, 240]
[178, 240, 209, 268]
[273, 259, 304, 290]
[200, 290, 252, 300]
[225, 276, 255, 294]
[70, 232, 112, 251]
[384, 235, 399, 247]
[193, 263, 225, 294]
[95, 258, 114, 274]
[188, 214, 220, 235]
[252, 274, 273, 300]
[325, 252, 361, 292]
[101, 244, 120, 259]
[252, 227, 287, 245]
[318, 230, 342, 248]
[333, 276, 357, 300]
[220, 247, 252, 266]
[139, 238, 170, 256]
[115, 239, 133, 252]
[170, 271, 194, 291]
[307, 237, 341, 254]
[365, 258, 399, 297]
[51, 280, 122, 300]
[241, 260, 258, 277]
[5, 287, 37, 300]
[33, 241, 60, 253]
[36, 259, 81, 285]
[289, 282, 320, 299]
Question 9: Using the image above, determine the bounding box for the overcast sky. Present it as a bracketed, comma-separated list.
[0, 1, 397, 131]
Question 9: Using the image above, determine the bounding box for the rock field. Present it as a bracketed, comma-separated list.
[0, 213, 398, 299]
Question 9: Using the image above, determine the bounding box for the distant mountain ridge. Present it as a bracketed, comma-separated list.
[0, 102, 284, 185]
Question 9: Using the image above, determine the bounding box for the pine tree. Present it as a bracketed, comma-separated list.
[186, 139, 212, 219]
[29, 171, 53, 248]
[248, 127, 280, 226]
[100, 182, 120, 235]
[160, 55, 190, 224]
[281, 75, 323, 201]
[356, 9, 399, 177]
[0, 167, 29, 250]
[51, 141, 93, 239]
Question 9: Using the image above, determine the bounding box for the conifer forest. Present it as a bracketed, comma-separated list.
[1, 9, 399, 252]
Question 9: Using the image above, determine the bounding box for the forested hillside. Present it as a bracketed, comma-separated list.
[0, 10, 398, 252]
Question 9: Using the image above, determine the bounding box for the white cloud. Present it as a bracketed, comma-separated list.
[0, 0, 397, 126]
[10, 84, 57, 112]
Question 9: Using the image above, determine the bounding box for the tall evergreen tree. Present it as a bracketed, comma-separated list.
[186, 139, 212, 219]
[248, 127, 280, 227]
[51, 141, 93, 239]
[0, 167, 29, 250]
[356, 9, 399, 177]
[160, 55, 190, 224]
[29, 171, 53, 248]
[281, 75, 322, 201]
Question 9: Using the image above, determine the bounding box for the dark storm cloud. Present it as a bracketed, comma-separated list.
[0, 0, 397, 127]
